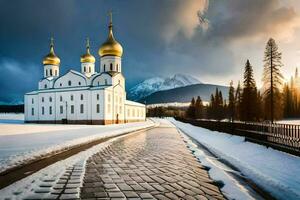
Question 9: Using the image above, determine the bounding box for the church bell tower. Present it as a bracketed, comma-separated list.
[42, 37, 60, 78]
[98, 12, 123, 74]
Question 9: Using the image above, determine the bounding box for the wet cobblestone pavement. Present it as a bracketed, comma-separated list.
[80, 122, 225, 200]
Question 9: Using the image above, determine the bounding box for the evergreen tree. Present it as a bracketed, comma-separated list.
[195, 96, 204, 119]
[228, 81, 235, 122]
[235, 81, 242, 120]
[240, 60, 257, 121]
[263, 38, 283, 122]
[186, 97, 196, 119]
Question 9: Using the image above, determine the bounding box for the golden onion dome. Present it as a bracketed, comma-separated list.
[81, 38, 96, 63]
[98, 14, 123, 57]
[43, 38, 60, 65]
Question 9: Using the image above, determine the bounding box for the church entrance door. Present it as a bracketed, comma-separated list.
[116, 114, 119, 124]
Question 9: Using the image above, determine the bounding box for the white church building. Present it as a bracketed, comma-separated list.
[24, 16, 146, 125]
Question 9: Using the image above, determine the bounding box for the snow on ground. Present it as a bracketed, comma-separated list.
[277, 119, 300, 125]
[169, 118, 300, 200]
[0, 117, 156, 173]
[0, 113, 24, 124]
[0, 130, 136, 200]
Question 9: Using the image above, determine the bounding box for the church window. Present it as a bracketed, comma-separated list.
[97, 81, 100, 86]
[80, 94, 83, 100]
[46, 70, 48, 76]
[116, 64, 119, 71]
[89, 67, 91, 73]
[96, 104, 100, 113]
[60, 96, 63, 102]
[80, 104, 84, 113]
[32, 98, 34, 104]
[103, 64, 106, 71]
[78, 82, 81, 86]
[60, 106, 63, 114]
[71, 95, 74, 101]
[68, 81, 71, 86]
[42, 97, 44, 102]
[108, 104, 111, 113]
[44, 84, 47, 89]
[31, 108, 34, 116]
[97, 94, 99, 100]
[49, 106, 52, 115]
[60, 83, 62, 87]
[55, 70, 57, 76]
[105, 79, 108, 85]
[84, 66, 86, 72]
[71, 105, 74, 114]
[49, 97, 52, 102]
[50, 69, 52, 76]
[110, 63, 113, 71]
[42, 107, 44, 115]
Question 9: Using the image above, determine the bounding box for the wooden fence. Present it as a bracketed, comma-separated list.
[175, 117, 300, 156]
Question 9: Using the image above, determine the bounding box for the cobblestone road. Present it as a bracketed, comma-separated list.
[80, 122, 225, 200]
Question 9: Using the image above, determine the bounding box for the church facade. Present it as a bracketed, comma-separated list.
[24, 17, 146, 125]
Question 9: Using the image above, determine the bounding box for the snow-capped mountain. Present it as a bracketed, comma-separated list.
[127, 74, 201, 101]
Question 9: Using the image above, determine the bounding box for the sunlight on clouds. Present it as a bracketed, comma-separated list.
[163, 0, 209, 42]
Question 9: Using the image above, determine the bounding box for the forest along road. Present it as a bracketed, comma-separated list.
[80, 120, 225, 199]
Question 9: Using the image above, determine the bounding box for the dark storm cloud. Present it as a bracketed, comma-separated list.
[0, 0, 299, 103]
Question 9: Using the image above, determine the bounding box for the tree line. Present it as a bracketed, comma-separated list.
[186, 38, 297, 123]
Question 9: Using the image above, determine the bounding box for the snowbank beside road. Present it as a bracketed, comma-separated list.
[169, 118, 300, 200]
[0, 119, 156, 173]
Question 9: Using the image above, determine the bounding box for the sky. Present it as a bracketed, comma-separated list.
[1, 0, 300, 104]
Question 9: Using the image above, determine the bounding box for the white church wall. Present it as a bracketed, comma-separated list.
[24, 94, 39, 121]
[91, 73, 112, 86]
[100, 56, 121, 73]
[125, 101, 146, 122]
[54, 70, 87, 89]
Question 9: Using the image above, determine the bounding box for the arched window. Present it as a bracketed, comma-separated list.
[60, 83, 62, 87]
[60, 96, 62, 102]
[71, 95, 74, 101]
[50, 69, 53, 76]
[68, 80, 71, 86]
[55, 70, 57, 76]
[80, 94, 83, 100]
[80, 104, 84, 113]
[110, 63, 113, 71]
[49, 97, 52, 102]
[116, 64, 119, 71]
[46, 70, 48, 76]
[42, 97, 44, 102]
[84, 66, 86, 72]
[89, 67, 91, 73]
[78, 82, 81, 86]
[103, 64, 106, 71]
[44, 84, 47, 89]
[105, 79, 108, 85]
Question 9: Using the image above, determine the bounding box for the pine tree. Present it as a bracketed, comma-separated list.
[228, 81, 235, 122]
[195, 96, 203, 119]
[263, 38, 283, 122]
[186, 97, 196, 119]
[235, 81, 242, 120]
[240, 59, 257, 121]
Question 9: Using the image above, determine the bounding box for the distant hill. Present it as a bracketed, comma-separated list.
[127, 74, 201, 101]
[140, 83, 229, 104]
[0, 104, 24, 113]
